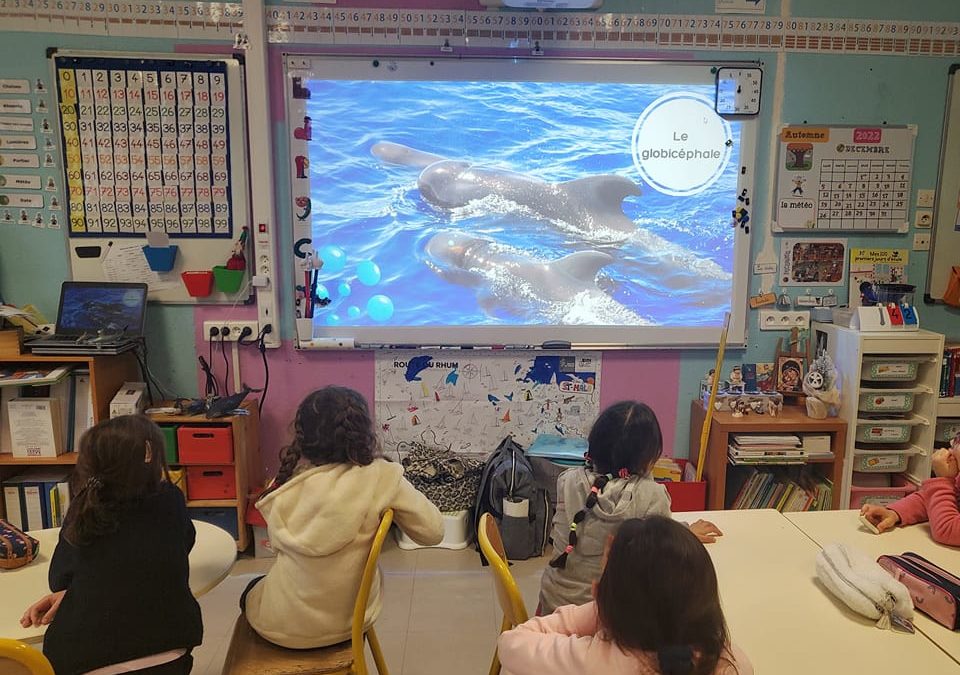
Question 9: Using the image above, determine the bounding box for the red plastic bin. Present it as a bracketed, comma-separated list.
[848, 474, 916, 509]
[177, 426, 233, 464]
[186, 466, 237, 500]
[659, 459, 706, 512]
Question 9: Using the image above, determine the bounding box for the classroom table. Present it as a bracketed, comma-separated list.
[0, 520, 237, 644]
[786, 509, 960, 666]
[673, 510, 958, 674]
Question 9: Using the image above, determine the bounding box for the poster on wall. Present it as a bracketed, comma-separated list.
[779, 238, 847, 287]
[848, 248, 908, 306]
[375, 351, 601, 456]
[774, 125, 915, 232]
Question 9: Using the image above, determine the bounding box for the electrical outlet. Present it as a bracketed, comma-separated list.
[912, 233, 931, 251]
[203, 320, 260, 342]
[915, 209, 933, 228]
[759, 310, 810, 331]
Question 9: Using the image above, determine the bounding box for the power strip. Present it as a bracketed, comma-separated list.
[759, 310, 810, 331]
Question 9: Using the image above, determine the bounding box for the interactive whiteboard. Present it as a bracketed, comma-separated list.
[287, 57, 756, 347]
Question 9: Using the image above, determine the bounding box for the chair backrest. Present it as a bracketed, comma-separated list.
[350, 508, 395, 674]
[0, 639, 55, 675]
[478, 513, 529, 628]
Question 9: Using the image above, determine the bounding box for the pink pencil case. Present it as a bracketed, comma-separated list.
[877, 552, 960, 630]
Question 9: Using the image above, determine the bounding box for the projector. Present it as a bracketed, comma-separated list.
[480, 0, 604, 8]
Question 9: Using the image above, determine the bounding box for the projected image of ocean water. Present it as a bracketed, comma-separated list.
[300, 80, 739, 328]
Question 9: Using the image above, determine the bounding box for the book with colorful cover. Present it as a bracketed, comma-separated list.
[756, 363, 776, 393]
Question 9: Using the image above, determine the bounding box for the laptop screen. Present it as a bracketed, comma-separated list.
[57, 283, 148, 336]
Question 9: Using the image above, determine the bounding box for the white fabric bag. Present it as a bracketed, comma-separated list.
[815, 543, 914, 630]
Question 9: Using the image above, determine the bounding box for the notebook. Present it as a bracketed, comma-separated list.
[29, 282, 147, 355]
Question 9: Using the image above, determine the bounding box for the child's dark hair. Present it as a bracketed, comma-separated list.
[64, 415, 169, 547]
[550, 401, 662, 569]
[270, 386, 380, 490]
[596, 517, 728, 675]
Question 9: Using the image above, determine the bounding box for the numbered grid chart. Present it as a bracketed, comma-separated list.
[816, 160, 910, 230]
[55, 56, 233, 238]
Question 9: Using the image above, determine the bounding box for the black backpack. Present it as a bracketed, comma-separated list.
[474, 436, 553, 562]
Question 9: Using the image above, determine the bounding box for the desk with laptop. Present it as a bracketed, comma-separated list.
[27, 282, 148, 355]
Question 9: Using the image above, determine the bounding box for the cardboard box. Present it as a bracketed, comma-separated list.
[110, 382, 146, 418]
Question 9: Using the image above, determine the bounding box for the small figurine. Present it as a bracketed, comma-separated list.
[727, 366, 745, 393]
[225, 226, 248, 271]
[750, 399, 766, 415]
[766, 397, 783, 417]
[732, 399, 749, 417]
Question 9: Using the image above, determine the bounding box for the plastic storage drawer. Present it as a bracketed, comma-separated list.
[848, 475, 917, 509]
[854, 421, 913, 444]
[851, 449, 911, 473]
[935, 419, 960, 445]
[861, 359, 919, 382]
[160, 425, 178, 464]
[186, 466, 237, 499]
[177, 426, 233, 464]
[857, 391, 915, 413]
[188, 507, 238, 540]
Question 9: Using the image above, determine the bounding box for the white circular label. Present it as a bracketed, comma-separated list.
[631, 93, 733, 197]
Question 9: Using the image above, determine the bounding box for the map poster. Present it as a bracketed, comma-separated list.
[375, 351, 602, 457]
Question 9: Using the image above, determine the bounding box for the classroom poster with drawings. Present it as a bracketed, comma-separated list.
[848, 248, 908, 306]
[375, 351, 601, 456]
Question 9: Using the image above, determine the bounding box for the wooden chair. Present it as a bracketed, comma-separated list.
[221, 509, 395, 675]
[0, 639, 55, 675]
[477, 513, 529, 675]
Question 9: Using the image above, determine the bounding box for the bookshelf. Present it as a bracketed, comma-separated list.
[148, 400, 262, 552]
[937, 342, 960, 450]
[689, 401, 847, 510]
[0, 332, 140, 522]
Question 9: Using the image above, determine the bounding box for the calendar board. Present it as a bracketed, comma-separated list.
[50, 52, 251, 304]
[774, 125, 915, 232]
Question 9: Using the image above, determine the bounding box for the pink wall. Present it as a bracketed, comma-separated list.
[194, 307, 679, 479]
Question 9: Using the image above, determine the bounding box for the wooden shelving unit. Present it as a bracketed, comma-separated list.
[690, 401, 847, 510]
[148, 400, 262, 552]
[0, 332, 140, 521]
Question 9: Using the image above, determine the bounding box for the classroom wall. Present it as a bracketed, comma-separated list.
[2, 0, 959, 479]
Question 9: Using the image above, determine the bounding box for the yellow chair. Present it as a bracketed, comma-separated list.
[0, 639, 55, 675]
[477, 513, 529, 675]
[221, 508, 395, 675]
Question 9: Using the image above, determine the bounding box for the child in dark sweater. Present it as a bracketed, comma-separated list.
[20, 415, 202, 675]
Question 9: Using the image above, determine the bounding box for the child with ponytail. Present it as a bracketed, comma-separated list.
[241, 386, 444, 648]
[20, 415, 202, 675]
[539, 401, 722, 614]
[500, 516, 752, 675]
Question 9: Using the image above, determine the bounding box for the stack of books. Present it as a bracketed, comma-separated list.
[941, 346, 960, 398]
[729, 467, 833, 512]
[728, 434, 805, 465]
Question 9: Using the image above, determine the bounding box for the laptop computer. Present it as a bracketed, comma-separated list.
[29, 282, 148, 355]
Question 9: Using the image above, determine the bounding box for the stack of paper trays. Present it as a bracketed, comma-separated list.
[728, 434, 806, 465]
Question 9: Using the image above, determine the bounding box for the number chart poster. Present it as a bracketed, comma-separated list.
[375, 351, 601, 456]
[54, 56, 233, 238]
[775, 125, 915, 232]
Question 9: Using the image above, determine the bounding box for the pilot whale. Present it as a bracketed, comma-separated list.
[372, 141, 641, 237]
[424, 230, 651, 326]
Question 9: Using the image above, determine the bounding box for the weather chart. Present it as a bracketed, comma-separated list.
[54, 55, 234, 238]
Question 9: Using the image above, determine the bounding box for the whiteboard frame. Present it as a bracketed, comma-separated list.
[926, 63, 960, 304]
[287, 56, 756, 348]
[50, 49, 253, 305]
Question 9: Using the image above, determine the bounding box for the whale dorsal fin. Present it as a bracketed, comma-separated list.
[560, 175, 641, 205]
[552, 251, 614, 283]
[371, 141, 447, 169]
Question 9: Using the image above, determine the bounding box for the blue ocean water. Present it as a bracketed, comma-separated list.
[303, 80, 740, 328]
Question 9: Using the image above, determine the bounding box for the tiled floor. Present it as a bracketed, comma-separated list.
[191, 536, 549, 675]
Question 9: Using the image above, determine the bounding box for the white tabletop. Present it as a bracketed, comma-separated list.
[0, 520, 236, 643]
[673, 510, 958, 674]
[785, 509, 960, 665]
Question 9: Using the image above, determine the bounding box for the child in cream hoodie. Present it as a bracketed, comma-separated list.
[242, 387, 443, 648]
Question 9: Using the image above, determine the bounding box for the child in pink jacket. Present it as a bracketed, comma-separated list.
[498, 516, 752, 675]
[861, 431, 960, 546]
